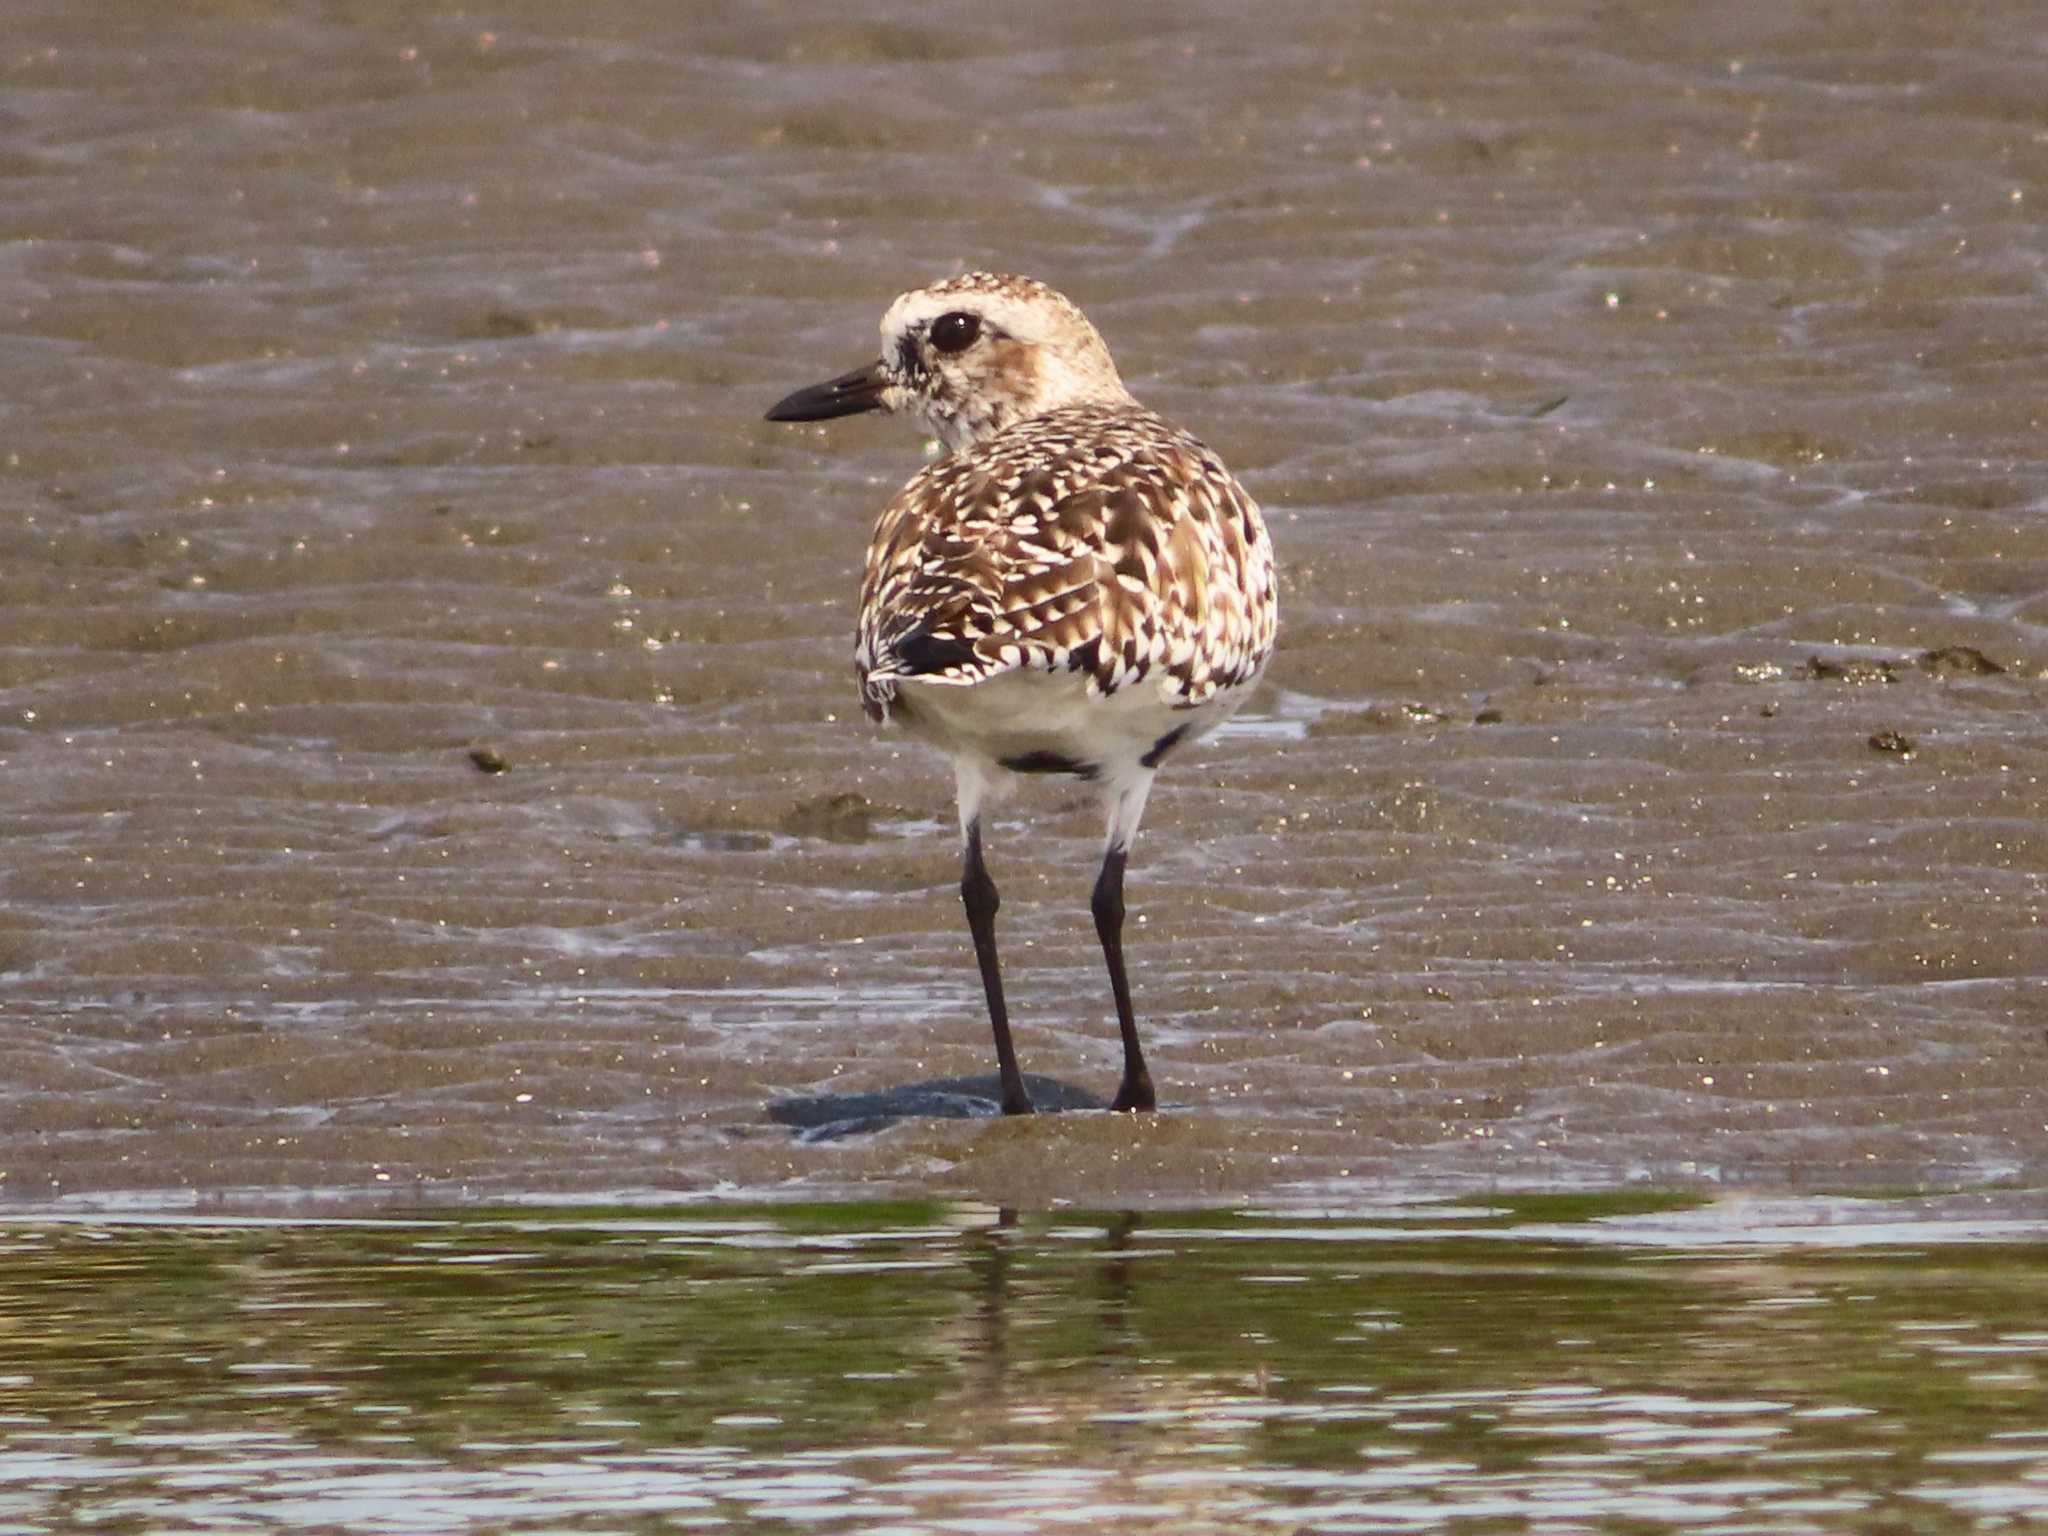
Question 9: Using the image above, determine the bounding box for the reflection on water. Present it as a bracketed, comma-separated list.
[1, 1198, 2043, 1532]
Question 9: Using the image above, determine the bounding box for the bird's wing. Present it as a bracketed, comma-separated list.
[856, 409, 1274, 717]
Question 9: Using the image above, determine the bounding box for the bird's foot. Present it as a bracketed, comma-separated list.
[1000, 1087, 1036, 1116]
[1108, 1073, 1156, 1113]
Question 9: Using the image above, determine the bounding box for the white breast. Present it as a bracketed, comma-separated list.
[894, 665, 1260, 782]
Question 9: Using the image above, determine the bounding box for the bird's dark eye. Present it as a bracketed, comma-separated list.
[928, 311, 981, 354]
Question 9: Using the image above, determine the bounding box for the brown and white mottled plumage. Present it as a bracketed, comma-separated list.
[857, 404, 1273, 722]
[767, 273, 1276, 1115]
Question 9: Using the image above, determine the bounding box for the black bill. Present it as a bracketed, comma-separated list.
[764, 360, 890, 423]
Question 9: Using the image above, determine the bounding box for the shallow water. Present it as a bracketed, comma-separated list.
[1, 1, 2046, 1208]
[3, 1199, 2047, 1533]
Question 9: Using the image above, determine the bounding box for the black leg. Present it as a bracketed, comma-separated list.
[1092, 846, 1156, 1112]
[962, 820, 1032, 1115]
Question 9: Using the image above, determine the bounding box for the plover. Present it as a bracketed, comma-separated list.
[766, 273, 1276, 1114]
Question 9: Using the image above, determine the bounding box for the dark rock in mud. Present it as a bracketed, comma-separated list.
[1804, 655, 1896, 684]
[781, 791, 879, 843]
[1915, 645, 2005, 676]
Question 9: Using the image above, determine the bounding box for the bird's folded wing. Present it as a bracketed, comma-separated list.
[858, 411, 1273, 705]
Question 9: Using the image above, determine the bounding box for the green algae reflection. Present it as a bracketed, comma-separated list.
[0, 1200, 2043, 1531]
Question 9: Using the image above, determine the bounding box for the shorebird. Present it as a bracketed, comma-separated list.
[766, 273, 1276, 1114]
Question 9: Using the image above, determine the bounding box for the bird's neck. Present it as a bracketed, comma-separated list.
[924, 372, 1138, 455]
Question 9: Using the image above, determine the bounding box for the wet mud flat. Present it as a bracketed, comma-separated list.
[1, 1, 2046, 1210]
[2, 1197, 2047, 1533]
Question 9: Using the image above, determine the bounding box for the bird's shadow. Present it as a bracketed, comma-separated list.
[768, 1073, 1106, 1142]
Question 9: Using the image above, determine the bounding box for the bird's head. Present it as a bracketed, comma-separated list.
[766, 273, 1134, 453]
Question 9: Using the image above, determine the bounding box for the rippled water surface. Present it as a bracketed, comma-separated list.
[3, 1199, 2047, 1533]
[2, 0, 2046, 1208]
